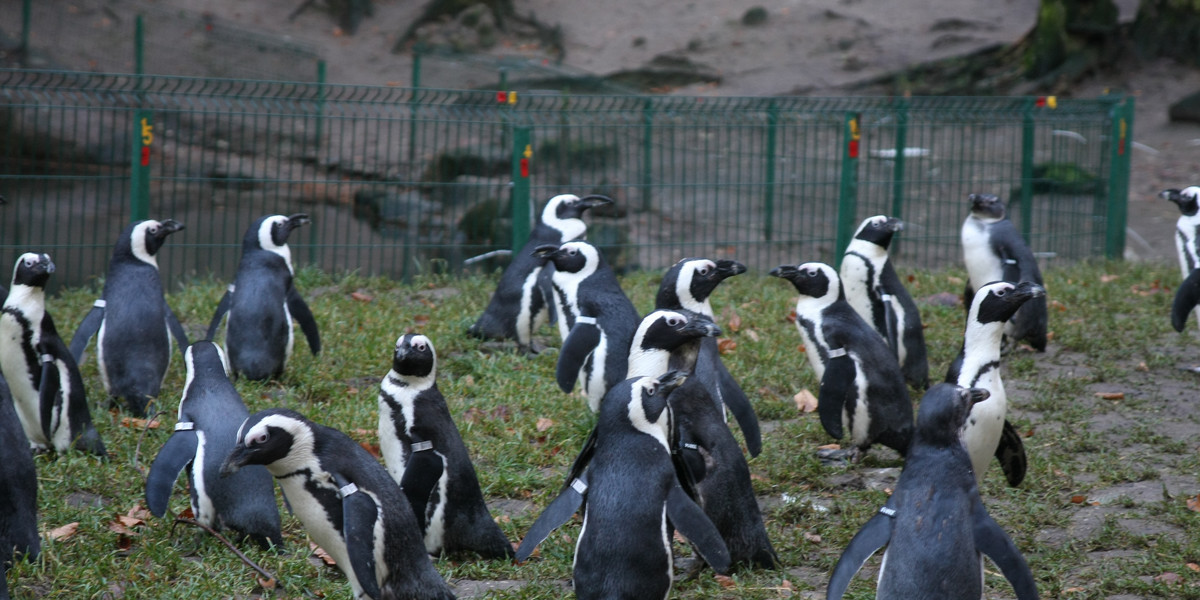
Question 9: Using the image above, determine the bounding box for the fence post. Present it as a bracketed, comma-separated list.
[511, 127, 533, 253]
[763, 100, 778, 242]
[1019, 98, 1036, 241]
[130, 112, 152, 221]
[408, 50, 421, 170]
[1105, 97, 1133, 259]
[19, 0, 31, 66]
[134, 14, 145, 78]
[891, 97, 909, 219]
[835, 112, 861, 268]
[641, 97, 653, 211]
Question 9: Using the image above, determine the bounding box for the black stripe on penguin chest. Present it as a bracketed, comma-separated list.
[1, 307, 41, 382]
[285, 469, 350, 536]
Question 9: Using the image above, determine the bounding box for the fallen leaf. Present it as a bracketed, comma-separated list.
[257, 576, 277, 590]
[1070, 495, 1087, 504]
[1155, 572, 1182, 584]
[744, 329, 760, 342]
[1063, 587, 1085, 593]
[749, 473, 768, 482]
[1100, 274, 1119, 283]
[1188, 563, 1200, 572]
[1186, 495, 1200, 512]
[717, 338, 737, 354]
[803, 532, 822, 543]
[359, 441, 381, 458]
[493, 514, 511, 524]
[126, 505, 152, 521]
[311, 542, 337, 566]
[178, 507, 195, 519]
[1050, 300, 1067, 312]
[723, 307, 742, 333]
[673, 531, 686, 544]
[413, 314, 431, 326]
[816, 443, 841, 451]
[350, 291, 373, 302]
[115, 514, 144, 528]
[535, 417, 554, 432]
[947, 276, 964, 285]
[1094, 392, 1125, 400]
[793, 389, 818, 413]
[463, 375, 475, 387]
[1136, 362, 1149, 372]
[115, 533, 134, 553]
[786, 310, 797, 323]
[781, 579, 794, 590]
[121, 416, 160, 429]
[47, 522, 79, 541]
[108, 521, 138, 536]
[714, 574, 736, 589]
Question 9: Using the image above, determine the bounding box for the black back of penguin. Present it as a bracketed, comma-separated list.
[222, 408, 455, 600]
[0, 372, 39, 593]
[378, 334, 513, 558]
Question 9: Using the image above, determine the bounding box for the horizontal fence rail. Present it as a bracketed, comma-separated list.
[0, 69, 1133, 291]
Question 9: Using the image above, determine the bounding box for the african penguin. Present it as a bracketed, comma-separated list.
[961, 193, 1048, 351]
[770, 262, 913, 460]
[0, 253, 107, 457]
[377, 333, 514, 559]
[221, 408, 456, 600]
[0, 370, 39, 600]
[840, 215, 929, 389]
[515, 372, 731, 599]
[145, 341, 282, 548]
[627, 310, 780, 571]
[468, 194, 612, 350]
[946, 281, 1044, 487]
[826, 384, 1039, 600]
[207, 214, 321, 380]
[1161, 187, 1200, 332]
[654, 257, 763, 457]
[533, 241, 640, 413]
[70, 219, 189, 417]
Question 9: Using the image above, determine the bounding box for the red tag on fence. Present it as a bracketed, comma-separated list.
[140, 146, 150, 166]
[519, 157, 529, 178]
[848, 139, 859, 159]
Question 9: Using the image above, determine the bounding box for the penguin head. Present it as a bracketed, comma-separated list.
[392, 333, 437, 380]
[1161, 187, 1200, 217]
[184, 341, 232, 385]
[125, 219, 185, 266]
[915, 383, 990, 446]
[971, 280, 1046, 325]
[851, 215, 903, 248]
[769, 262, 842, 302]
[606, 371, 688, 447]
[658, 258, 746, 310]
[531, 241, 602, 276]
[246, 214, 311, 252]
[633, 309, 721, 354]
[10, 253, 54, 289]
[967, 194, 1007, 223]
[222, 408, 312, 477]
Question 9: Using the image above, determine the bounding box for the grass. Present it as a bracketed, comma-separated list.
[6, 258, 1200, 599]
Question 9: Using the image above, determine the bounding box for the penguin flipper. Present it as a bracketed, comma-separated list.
[996, 419, 1028, 487]
[674, 430, 708, 487]
[817, 352, 855, 440]
[665, 484, 731, 575]
[515, 472, 587, 562]
[1172, 269, 1200, 332]
[36, 349, 61, 442]
[536, 263, 557, 326]
[827, 506, 895, 600]
[206, 288, 232, 341]
[68, 303, 104, 363]
[973, 501, 1039, 600]
[712, 353, 762, 457]
[555, 318, 601, 393]
[882, 293, 900, 355]
[286, 287, 321, 355]
[165, 305, 190, 361]
[332, 473, 382, 600]
[145, 429, 199, 517]
[398, 437, 443, 535]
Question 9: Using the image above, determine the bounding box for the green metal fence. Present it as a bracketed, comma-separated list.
[0, 69, 1133, 290]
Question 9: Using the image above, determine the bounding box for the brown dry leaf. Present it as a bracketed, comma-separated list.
[1094, 392, 1125, 400]
[816, 443, 841, 451]
[126, 505, 152, 521]
[352, 428, 375, 438]
[493, 514, 511, 524]
[257, 576, 277, 590]
[108, 521, 138, 536]
[1070, 495, 1087, 504]
[413, 314, 431, 326]
[535, 417, 554, 433]
[350, 291, 373, 302]
[786, 310, 797, 323]
[723, 307, 742, 333]
[947, 276, 964, 285]
[793, 389, 818, 413]
[749, 473, 768, 482]
[1100, 274, 1119, 283]
[115, 533, 134, 553]
[744, 329, 760, 342]
[717, 338, 737, 354]
[673, 531, 686, 544]
[121, 416, 160, 429]
[714, 574, 736, 589]
[463, 375, 475, 387]
[311, 542, 337, 566]
[1136, 362, 1149, 372]
[1186, 495, 1200, 512]
[1050, 300, 1067, 312]
[1155, 572, 1182, 584]
[178, 507, 195, 519]
[115, 514, 144, 528]
[803, 532, 822, 543]
[1188, 563, 1200, 572]
[47, 522, 79, 541]
[781, 579, 794, 590]
[359, 441, 381, 458]
[1063, 587, 1085, 593]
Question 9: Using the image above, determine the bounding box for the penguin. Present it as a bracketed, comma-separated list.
[840, 216, 929, 389]
[468, 194, 612, 350]
[626, 310, 780, 571]
[207, 214, 321, 380]
[826, 384, 1040, 600]
[70, 219, 189, 417]
[1160, 187, 1200, 332]
[654, 257, 763, 457]
[514, 372, 731, 600]
[377, 333, 514, 559]
[961, 193, 1048, 351]
[0, 253, 107, 457]
[0, 371, 39, 600]
[946, 281, 1045, 487]
[144, 341, 282, 548]
[769, 262, 913, 460]
[221, 408, 456, 600]
[532, 241, 640, 413]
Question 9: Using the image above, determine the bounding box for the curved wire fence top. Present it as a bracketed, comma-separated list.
[0, 69, 1132, 291]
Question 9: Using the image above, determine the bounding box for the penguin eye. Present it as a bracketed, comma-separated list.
[696, 265, 711, 276]
[666, 316, 682, 327]
[413, 341, 427, 352]
[646, 383, 659, 396]
[148, 224, 159, 234]
[249, 431, 269, 447]
[995, 288, 1007, 297]
[23, 258, 35, 268]
[566, 248, 578, 256]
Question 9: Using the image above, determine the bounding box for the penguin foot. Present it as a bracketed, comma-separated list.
[816, 446, 862, 466]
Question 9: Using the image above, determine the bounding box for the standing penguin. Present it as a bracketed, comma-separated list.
[1160, 187, 1200, 332]
[70, 219, 189, 417]
[627, 310, 780, 571]
[826, 384, 1039, 600]
[961, 193, 1048, 351]
[0, 373, 39, 600]
[207, 214, 320, 380]
[145, 341, 282, 548]
[515, 372, 731, 599]
[946, 281, 1044, 487]
[533, 241, 640, 413]
[654, 257, 763, 457]
[221, 408, 456, 600]
[0, 253, 106, 457]
[377, 333, 513, 559]
[840, 216, 928, 389]
[770, 262, 913, 460]
[468, 194, 612, 350]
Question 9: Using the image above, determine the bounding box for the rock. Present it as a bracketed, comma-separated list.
[1168, 89, 1200, 124]
[742, 7, 769, 26]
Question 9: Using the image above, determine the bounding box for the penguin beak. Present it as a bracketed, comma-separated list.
[715, 259, 747, 279]
[965, 387, 991, 406]
[159, 219, 185, 235]
[886, 218, 904, 232]
[41, 255, 55, 275]
[1011, 281, 1046, 301]
[531, 244, 560, 259]
[656, 370, 688, 395]
[286, 213, 311, 231]
[220, 446, 250, 477]
[1161, 189, 1182, 204]
[576, 194, 613, 209]
[768, 265, 798, 280]
[681, 317, 722, 338]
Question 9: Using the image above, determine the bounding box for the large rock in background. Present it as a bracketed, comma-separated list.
[1169, 90, 1200, 124]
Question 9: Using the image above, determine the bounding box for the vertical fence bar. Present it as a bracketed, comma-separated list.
[511, 127, 533, 253]
[408, 51, 421, 170]
[19, 0, 31, 64]
[1106, 96, 1133, 259]
[130, 111, 152, 221]
[835, 112, 861, 267]
[134, 15, 145, 78]
[1020, 97, 1036, 241]
[641, 97, 653, 211]
[891, 98, 909, 219]
[312, 61, 326, 266]
[763, 100, 778, 242]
